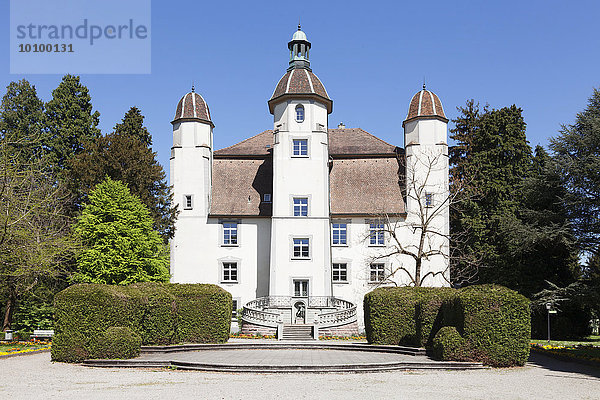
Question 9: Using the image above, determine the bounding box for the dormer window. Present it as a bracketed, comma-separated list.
[295, 104, 304, 122]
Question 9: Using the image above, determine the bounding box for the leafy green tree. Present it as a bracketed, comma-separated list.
[72, 177, 169, 285]
[45, 75, 100, 173]
[67, 107, 177, 241]
[0, 80, 75, 330]
[550, 88, 600, 253]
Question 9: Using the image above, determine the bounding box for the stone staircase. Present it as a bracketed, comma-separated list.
[281, 324, 314, 340]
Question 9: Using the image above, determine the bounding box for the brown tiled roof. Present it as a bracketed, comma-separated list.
[405, 88, 447, 122]
[328, 128, 398, 156]
[215, 128, 398, 157]
[210, 158, 272, 216]
[268, 68, 332, 113]
[173, 92, 212, 125]
[330, 157, 405, 215]
[210, 127, 405, 217]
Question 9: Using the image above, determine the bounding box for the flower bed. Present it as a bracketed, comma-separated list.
[0, 341, 51, 356]
[319, 335, 366, 341]
[229, 333, 276, 339]
[530, 343, 600, 366]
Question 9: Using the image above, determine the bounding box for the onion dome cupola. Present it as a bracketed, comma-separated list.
[403, 85, 448, 127]
[268, 25, 333, 115]
[172, 87, 214, 127]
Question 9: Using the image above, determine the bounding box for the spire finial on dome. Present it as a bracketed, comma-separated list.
[423, 76, 426, 90]
[191, 81, 195, 93]
[298, 19, 301, 30]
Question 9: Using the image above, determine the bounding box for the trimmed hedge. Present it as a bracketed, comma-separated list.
[432, 326, 465, 360]
[364, 284, 531, 367]
[363, 287, 455, 347]
[52, 283, 231, 362]
[90, 327, 142, 359]
[448, 285, 531, 367]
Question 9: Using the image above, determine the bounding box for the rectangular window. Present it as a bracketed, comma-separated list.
[232, 299, 239, 318]
[332, 263, 348, 283]
[183, 194, 193, 210]
[425, 192, 434, 207]
[263, 193, 272, 203]
[294, 280, 309, 297]
[293, 197, 308, 216]
[222, 262, 238, 283]
[370, 263, 385, 282]
[292, 139, 308, 156]
[223, 222, 238, 245]
[369, 221, 385, 245]
[332, 223, 347, 245]
[293, 238, 310, 259]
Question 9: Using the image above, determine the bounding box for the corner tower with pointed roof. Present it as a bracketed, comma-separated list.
[402, 85, 450, 285]
[267, 26, 333, 300]
[170, 88, 214, 282]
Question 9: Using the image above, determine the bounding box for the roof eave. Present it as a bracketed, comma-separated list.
[402, 115, 448, 128]
[268, 93, 333, 114]
[171, 117, 215, 128]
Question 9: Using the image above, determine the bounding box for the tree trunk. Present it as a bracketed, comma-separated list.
[2, 288, 16, 331]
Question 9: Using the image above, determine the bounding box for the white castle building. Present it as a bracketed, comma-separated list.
[170, 26, 449, 338]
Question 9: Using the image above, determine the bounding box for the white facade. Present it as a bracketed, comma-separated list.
[169, 28, 450, 332]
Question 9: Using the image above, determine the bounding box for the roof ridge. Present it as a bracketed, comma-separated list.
[215, 130, 273, 153]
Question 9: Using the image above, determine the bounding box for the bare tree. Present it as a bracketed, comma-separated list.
[365, 149, 479, 288]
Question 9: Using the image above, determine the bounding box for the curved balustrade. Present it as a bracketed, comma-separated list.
[242, 296, 356, 328]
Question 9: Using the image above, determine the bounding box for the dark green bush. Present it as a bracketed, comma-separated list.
[449, 285, 531, 367]
[90, 327, 142, 359]
[364, 287, 455, 347]
[432, 326, 465, 360]
[52, 283, 231, 362]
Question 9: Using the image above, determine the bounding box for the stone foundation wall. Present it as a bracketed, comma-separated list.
[241, 321, 277, 336]
[318, 321, 359, 337]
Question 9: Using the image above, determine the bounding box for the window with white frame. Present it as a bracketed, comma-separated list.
[369, 221, 385, 245]
[183, 194, 193, 210]
[222, 222, 238, 245]
[332, 223, 347, 245]
[369, 263, 385, 282]
[425, 192, 434, 207]
[292, 238, 310, 259]
[292, 139, 308, 156]
[222, 262, 238, 283]
[232, 299, 239, 318]
[332, 263, 348, 283]
[293, 197, 308, 216]
[295, 104, 305, 122]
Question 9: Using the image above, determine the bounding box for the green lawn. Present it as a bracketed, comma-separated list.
[531, 335, 600, 347]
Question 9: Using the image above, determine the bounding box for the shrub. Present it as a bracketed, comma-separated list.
[90, 327, 141, 359]
[449, 285, 531, 367]
[364, 287, 455, 347]
[432, 326, 465, 360]
[52, 283, 231, 362]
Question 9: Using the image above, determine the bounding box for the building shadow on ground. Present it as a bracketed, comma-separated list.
[528, 352, 600, 380]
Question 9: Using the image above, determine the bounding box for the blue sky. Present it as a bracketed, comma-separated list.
[2, 0, 599, 181]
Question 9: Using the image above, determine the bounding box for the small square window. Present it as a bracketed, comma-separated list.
[370, 263, 385, 282]
[222, 222, 238, 245]
[425, 193, 434, 207]
[293, 197, 308, 216]
[222, 262, 238, 283]
[332, 223, 347, 245]
[293, 238, 310, 259]
[264, 194, 272, 203]
[183, 194, 193, 210]
[293, 139, 308, 156]
[369, 221, 384, 245]
[232, 299, 239, 318]
[332, 263, 348, 283]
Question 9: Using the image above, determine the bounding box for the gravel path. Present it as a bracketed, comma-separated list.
[1, 352, 599, 399]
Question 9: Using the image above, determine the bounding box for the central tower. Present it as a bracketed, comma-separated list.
[267, 26, 333, 299]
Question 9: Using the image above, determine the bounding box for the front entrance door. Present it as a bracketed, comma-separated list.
[293, 280, 308, 324]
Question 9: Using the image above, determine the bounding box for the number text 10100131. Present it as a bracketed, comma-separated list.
[19, 43, 74, 52]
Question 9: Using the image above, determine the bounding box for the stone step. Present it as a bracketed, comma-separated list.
[282, 324, 313, 340]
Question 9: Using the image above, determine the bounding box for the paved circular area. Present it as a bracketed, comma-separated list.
[1, 352, 599, 399]
[139, 348, 416, 366]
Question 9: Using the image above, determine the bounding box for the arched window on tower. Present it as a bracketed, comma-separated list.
[295, 104, 305, 123]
